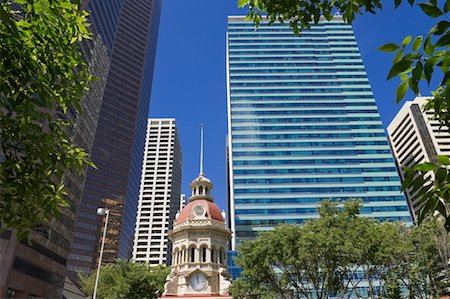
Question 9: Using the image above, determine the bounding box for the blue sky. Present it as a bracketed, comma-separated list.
[149, 0, 437, 212]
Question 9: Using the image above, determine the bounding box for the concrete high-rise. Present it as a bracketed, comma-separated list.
[387, 96, 450, 221]
[67, 0, 163, 279]
[226, 16, 411, 248]
[132, 119, 183, 266]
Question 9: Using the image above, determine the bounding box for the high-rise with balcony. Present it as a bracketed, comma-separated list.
[180, 194, 187, 211]
[132, 119, 183, 266]
[387, 96, 450, 221]
[226, 16, 411, 248]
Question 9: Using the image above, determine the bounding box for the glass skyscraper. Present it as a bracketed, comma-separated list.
[1, 1, 162, 297]
[226, 16, 411, 248]
[67, 0, 163, 278]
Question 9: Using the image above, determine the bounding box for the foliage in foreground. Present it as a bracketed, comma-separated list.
[230, 200, 450, 299]
[237, 0, 450, 228]
[402, 155, 450, 231]
[0, 0, 94, 239]
[79, 259, 170, 299]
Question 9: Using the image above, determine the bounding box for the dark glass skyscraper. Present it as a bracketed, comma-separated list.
[67, 0, 162, 277]
[1, 13, 110, 299]
[0, 0, 162, 297]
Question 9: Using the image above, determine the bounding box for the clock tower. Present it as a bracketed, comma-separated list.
[161, 172, 233, 298]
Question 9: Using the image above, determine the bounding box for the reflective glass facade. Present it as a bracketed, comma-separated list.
[226, 16, 411, 248]
[67, 0, 163, 278]
[1, 10, 112, 299]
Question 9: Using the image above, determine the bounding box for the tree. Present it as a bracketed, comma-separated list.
[0, 0, 94, 239]
[237, 0, 450, 229]
[230, 200, 374, 298]
[231, 200, 449, 298]
[379, 218, 450, 298]
[79, 259, 170, 299]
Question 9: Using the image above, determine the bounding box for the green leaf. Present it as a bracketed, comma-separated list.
[387, 60, 413, 80]
[396, 80, 409, 103]
[441, 67, 450, 85]
[411, 176, 426, 193]
[253, 0, 261, 10]
[409, 77, 418, 95]
[401, 168, 414, 189]
[412, 36, 423, 51]
[429, 20, 450, 35]
[402, 35, 412, 47]
[424, 57, 435, 84]
[436, 168, 447, 183]
[412, 61, 423, 80]
[437, 155, 450, 165]
[414, 162, 439, 172]
[393, 49, 404, 64]
[410, 61, 423, 93]
[418, 195, 437, 223]
[395, 0, 402, 7]
[446, 0, 450, 12]
[424, 36, 435, 55]
[378, 43, 401, 52]
[435, 199, 448, 218]
[60, 2, 73, 9]
[419, 2, 444, 17]
[435, 31, 450, 47]
[412, 184, 434, 202]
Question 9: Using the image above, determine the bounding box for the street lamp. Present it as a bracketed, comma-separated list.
[93, 207, 109, 299]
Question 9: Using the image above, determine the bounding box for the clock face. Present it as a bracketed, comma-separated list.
[194, 206, 205, 216]
[189, 273, 207, 292]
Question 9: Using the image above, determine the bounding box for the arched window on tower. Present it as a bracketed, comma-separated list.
[190, 247, 195, 263]
[211, 248, 215, 263]
[219, 248, 225, 265]
[202, 247, 207, 262]
[181, 246, 186, 264]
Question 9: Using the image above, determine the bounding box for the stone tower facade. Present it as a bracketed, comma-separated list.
[162, 173, 232, 298]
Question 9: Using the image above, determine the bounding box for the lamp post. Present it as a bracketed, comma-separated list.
[93, 207, 109, 299]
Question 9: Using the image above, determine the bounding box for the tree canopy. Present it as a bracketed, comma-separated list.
[230, 200, 450, 298]
[79, 259, 170, 299]
[237, 0, 450, 229]
[0, 0, 94, 239]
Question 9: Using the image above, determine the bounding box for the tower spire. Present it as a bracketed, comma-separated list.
[200, 123, 204, 176]
[189, 123, 213, 201]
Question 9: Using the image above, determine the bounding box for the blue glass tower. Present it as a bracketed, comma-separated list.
[226, 16, 411, 249]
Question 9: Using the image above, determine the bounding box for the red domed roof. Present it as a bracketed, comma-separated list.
[175, 199, 225, 224]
